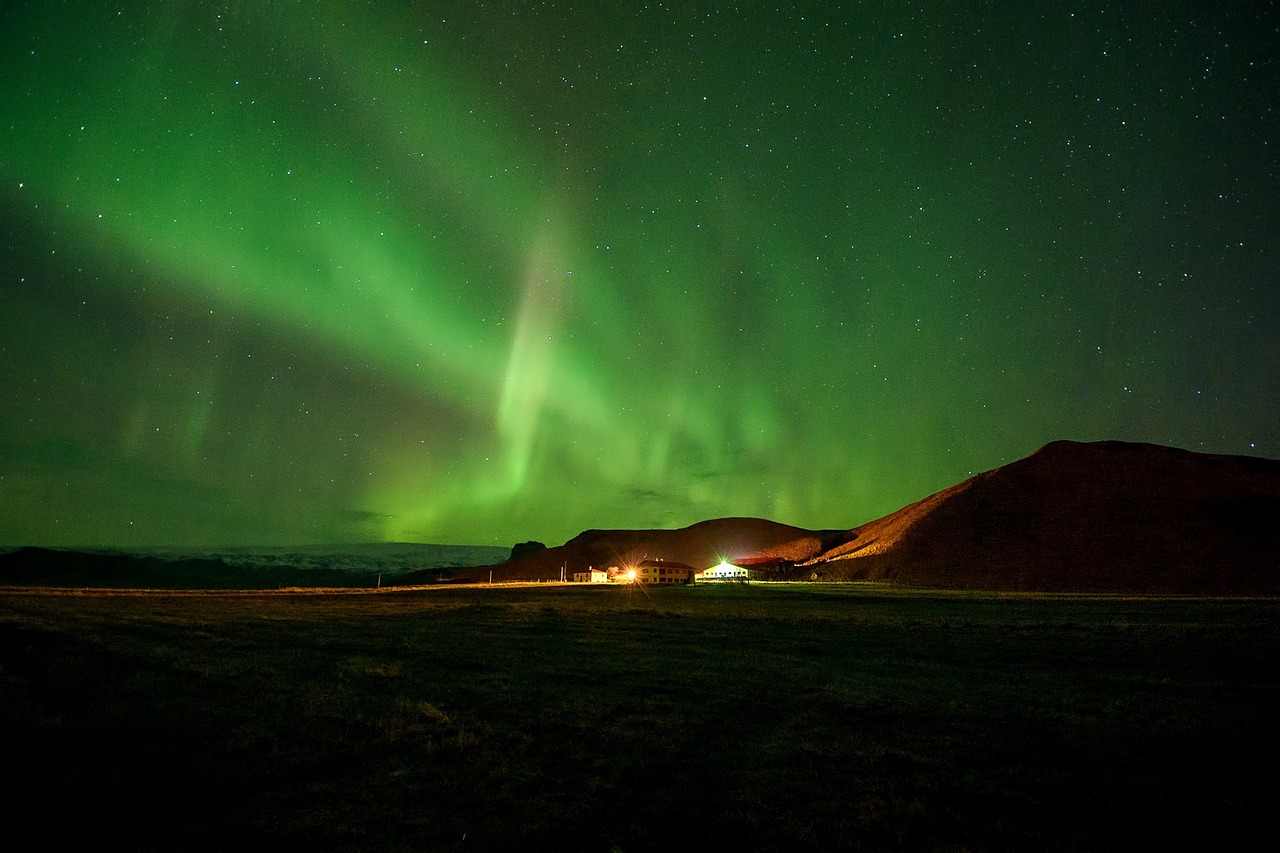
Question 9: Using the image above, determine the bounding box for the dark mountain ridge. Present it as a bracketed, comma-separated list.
[802, 440, 1280, 593]
[431, 517, 837, 583]
[442, 440, 1280, 594]
[5, 442, 1276, 593]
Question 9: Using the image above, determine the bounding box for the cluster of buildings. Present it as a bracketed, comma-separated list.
[571, 559, 762, 584]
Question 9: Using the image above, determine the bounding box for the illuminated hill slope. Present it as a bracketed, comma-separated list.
[804, 440, 1280, 593]
[455, 441, 1279, 594]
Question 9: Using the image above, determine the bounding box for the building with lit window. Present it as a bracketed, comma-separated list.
[632, 559, 695, 584]
[701, 555, 747, 581]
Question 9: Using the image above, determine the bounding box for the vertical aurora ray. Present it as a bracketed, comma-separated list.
[0, 2, 740, 542]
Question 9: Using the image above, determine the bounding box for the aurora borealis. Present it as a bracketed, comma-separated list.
[2, 2, 1277, 548]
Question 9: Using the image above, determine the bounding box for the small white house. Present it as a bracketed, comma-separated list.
[572, 568, 610, 583]
[696, 561, 750, 582]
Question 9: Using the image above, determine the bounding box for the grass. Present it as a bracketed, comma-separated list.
[1, 582, 1277, 850]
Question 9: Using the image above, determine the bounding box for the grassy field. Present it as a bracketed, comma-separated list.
[1, 582, 1276, 851]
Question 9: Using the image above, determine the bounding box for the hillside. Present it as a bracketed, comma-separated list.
[803, 440, 1280, 593]
[440, 517, 839, 582]
[437, 441, 1279, 594]
[7, 442, 1275, 594]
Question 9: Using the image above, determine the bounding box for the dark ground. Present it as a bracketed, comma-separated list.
[1, 582, 1276, 851]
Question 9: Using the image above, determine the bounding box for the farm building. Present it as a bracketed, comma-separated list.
[571, 568, 610, 583]
[633, 559, 695, 584]
[695, 561, 763, 583]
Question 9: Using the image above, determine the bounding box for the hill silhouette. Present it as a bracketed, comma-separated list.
[431, 517, 840, 583]
[437, 441, 1279, 594]
[803, 440, 1280, 593]
[5, 442, 1276, 594]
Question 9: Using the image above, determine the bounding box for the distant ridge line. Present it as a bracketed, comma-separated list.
[446, 440, 1280, 595]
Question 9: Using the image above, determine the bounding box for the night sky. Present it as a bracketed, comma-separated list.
[3, 2, 1277, 548]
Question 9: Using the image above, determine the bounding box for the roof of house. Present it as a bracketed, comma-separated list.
[635, 559, 697, 571]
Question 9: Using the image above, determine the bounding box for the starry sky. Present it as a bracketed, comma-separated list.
[2, 2, 1278, 548]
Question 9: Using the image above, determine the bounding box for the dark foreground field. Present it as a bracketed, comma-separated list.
[2, 583, 1277, 851]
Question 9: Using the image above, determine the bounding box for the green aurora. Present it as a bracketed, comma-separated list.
[2, 2, 1277, 546]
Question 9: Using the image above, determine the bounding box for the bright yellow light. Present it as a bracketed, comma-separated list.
[626, 569, 636, 581]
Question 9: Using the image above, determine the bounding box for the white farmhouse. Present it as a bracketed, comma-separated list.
[695, 561, 750, 582]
